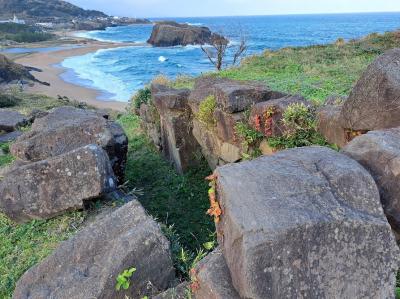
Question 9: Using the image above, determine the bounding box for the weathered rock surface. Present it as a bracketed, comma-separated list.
[13, 200, 175, 299]
[153, 282, 190, 299]
[215, 146, 399, 299]
[214, 80, 283, 114]
[192, 119, 221, 169]
[139, 102, 161, 149]
[10, 106, 128, 182]
[192, 248, 240, 299]
[0, 145, 116, 223]
[249, 95, 307, 137]
[152, 87, 201, 173]
[317, 98, 347, 148]
[148, 21, 226, 47]
[0, 130, 22, 143]
[342, 127, 400, 236]
[213, 109, 245, 144]
[341, 48, 400, 131]
[0, 109, 28, 132]
[0, 54, 46, 85]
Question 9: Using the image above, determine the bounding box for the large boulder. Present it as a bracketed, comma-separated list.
[10, 106, 128, 183]
[342, 127, 400, 237]
[192, 248, 240, 299]
[0, 145, 117, 223]
[147, 21, 226, 47]
[13, 200, 175, 299]
[214, 146, 399, 299]
[152, 87, 202, 173]
[0, 109, 28, 132]
[341, 48, 400, 131]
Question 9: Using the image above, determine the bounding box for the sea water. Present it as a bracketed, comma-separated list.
[60, 13, 400, 102]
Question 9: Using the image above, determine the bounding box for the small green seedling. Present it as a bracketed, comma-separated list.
[115, 267, 136, 291]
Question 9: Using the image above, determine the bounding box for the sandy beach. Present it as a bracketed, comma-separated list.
[12, 39, 132, 111]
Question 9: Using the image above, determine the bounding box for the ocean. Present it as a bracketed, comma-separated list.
[60, 12, 400, 102]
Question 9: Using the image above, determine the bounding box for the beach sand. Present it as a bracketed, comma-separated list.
[13, 40, 132, 112]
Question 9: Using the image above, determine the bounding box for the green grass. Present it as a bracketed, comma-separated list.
[0, 91, 94, 114]
[0, 212, 86, 298]
[216, 31, 400, 102]
[0, 143, 14, 168]
[117, 114, 214, 254]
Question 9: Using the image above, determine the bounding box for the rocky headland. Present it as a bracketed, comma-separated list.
[148, 21, 227, 47]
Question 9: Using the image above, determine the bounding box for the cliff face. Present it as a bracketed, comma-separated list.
[147, 21, 227, 47]
[0, 0, 107, 19]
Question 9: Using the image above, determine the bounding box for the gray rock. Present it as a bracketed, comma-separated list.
[317, 101, 347, 148]
[153, 282, 190, 299]
[0, 131, 23, 143]
[0, 109, 28, 132]
[152, 88, 202, 173]
[148, 21, 227, 47]
[341, 48, 400, 131]
[342, 127, 400, 236]
[0, 145, 116, 223]
[214, 80, 281, 114]
[192, 248, 240, 299]
[13, 200, 175, 299]
[10, 106, 127, 183]
[215, 146, 399, 299]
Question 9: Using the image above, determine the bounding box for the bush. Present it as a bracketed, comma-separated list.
[268, 103, 327, 149]
[0, 92, 21, 108]
[196, 95, 217, 127]
[131, 87, 151, 111]
[151, 75, 170, 86]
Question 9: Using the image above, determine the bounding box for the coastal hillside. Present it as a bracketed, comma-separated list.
[0, 0, 107, 19]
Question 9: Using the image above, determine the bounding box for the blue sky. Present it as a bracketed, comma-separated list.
[69, 0, 400, 18]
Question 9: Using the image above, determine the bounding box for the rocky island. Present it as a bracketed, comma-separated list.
[148, 21, 227, 47]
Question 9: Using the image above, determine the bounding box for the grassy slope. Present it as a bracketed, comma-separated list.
[218, 31, 400, 102]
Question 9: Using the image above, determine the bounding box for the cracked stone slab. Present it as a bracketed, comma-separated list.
[215, 146, 399, 299]
[0, 144, 117, 223]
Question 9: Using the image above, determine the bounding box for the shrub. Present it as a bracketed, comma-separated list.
[131, 87, 151, 111]
[151, 75, 170, 86]
[196, 95, 217, 127]
[268, 103, 327, 149]
[0, 92, 21, 108]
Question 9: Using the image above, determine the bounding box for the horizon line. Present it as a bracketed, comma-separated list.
[140, 10, 400, 19]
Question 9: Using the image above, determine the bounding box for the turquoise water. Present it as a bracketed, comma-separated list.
[61, 13, 400, 102]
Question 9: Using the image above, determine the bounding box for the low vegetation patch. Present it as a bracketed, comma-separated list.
[0, 90, 93, 114]
[0, 142, 14, 168]
[130, 87, 151, 111]
[196, 95, 217, 127]
[0, 23, 55, 43]
[267, 103, 328, 150]
[218, 30, 400, 102]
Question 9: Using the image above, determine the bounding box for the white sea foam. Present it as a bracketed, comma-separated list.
[61, 51, 132, 102]
[158, 56, 168, 62]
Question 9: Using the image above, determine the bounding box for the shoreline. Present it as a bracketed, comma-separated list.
[11, 39, 134, 112]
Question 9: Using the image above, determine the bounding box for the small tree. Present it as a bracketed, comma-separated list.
[201, 33, 248, 71]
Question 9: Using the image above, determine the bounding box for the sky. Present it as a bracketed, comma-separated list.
[69, 0, 400, 18]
